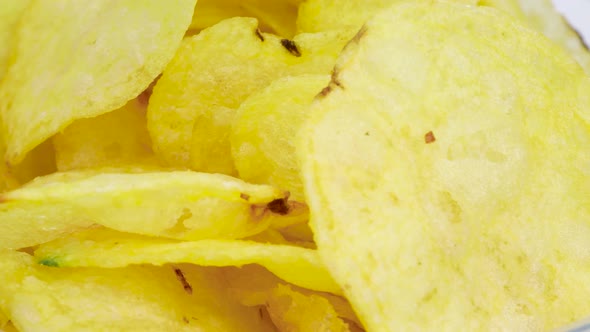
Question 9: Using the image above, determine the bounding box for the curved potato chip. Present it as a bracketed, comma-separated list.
[0, 0, 30, 82]
[298, 2, 590, 331]
[0, 0, 196, 164]
[147, 17, 349, 173]
[232, 74, 330, 201]
[53, 97, 157, 171]
[0, 169, 306, 247]
[190, 0, 298, 37]
[34, 228, 340, 295]
[0, 250, 275, 332]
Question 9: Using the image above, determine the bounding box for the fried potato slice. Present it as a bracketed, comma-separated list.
[0, 250, 275, 332]
[147, 17, 349, 173]
[0, 0, 30, 82]
[479, 0, 590, 74]
[0, 0, 196, 164]
[0, 169, 307, 248]
[34, 228, 340, 294]
[224, 265, 362, 331]
[298, 2, 590, 331]
[232, 75, 330, 201]
[53, 97, 157, 171]
[296, 0, 478, 33]
[190, 0, 298, 37]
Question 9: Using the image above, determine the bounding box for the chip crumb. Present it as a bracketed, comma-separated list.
[280, 39, 301, 57]
[240, 193, 251, 201]
[174, 268, 193, 295]
[425, 131, 436, 144]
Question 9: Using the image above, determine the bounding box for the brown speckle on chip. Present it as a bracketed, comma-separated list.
[267, 198, 290, 215]
[174, 268, 193, 295]
[425, 131, 436, 144]
[280, 39, 301, 57]
[240, 193, 251, 201]
[250, 204, 269, 221]
[182, 316, 189, 324]
[255, 28, 265, 42]
[317, 70, 345, 99]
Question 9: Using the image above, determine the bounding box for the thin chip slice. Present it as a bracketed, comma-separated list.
[298, 2, 590, 331]
[53, 97, 157, 171]
[190, 0, 298, 37]
[0, 250, 275, 332]
[0, 169, 306, 248]
[34, 228, 340, 294]
[0, 0, 196, 164]
[0, 0, 30, 82]
[148, 17, 349, 173]
[232, 74, 330, 201]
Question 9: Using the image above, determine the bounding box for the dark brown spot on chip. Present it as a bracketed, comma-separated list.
[255, 29, 265, 42]
[182, 316, 189, 324]
[174, 268, 193, 295]
[280, 39, 301, 57]
[267, 198, 290, 215]
[425, 131, 436, 144]
[240, 193, 251, 201]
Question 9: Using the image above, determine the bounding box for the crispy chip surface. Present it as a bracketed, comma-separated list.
[34, 228, 340, 294]
[0, 0, 30, 82]
[148, 17, 349, 173]
[298, 2, 590, 330]
[0, 250, 275, 332]
[0, 0, 196, 163]
[231, 74, 330, 201]
[0, 169, 306, 248]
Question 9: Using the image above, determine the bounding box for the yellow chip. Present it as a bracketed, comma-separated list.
[53, 97, 157, 171]
[147, 17, 349, 173]
[298, 2, 590, 330]
[0, 250, 275, 332]
[0, 0, 196, 164]
[0, 0, 30, 82]
[0, 169, 307, 248]
[231, 74, 330, 201]
[190, 0, 298, 37]
[34, 227, 340, 294]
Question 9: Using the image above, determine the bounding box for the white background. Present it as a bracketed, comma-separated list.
[553, 0, 590, 45]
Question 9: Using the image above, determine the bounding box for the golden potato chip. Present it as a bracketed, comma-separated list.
[231, 74, 330, 201]
[53, 97, 157, 171]
[0, 169, 305, 245]
[0, 0, 196, 164]
[0, 0, 30, 81]
[190, 0, 298, 37]
[224, 265, 362, 331]
[0, 250, 275, 331]
[34, 228, 340, 294]
[147, 17, 349, 173]
[296, 0, 478, 33]
[298, 2, 590, 331]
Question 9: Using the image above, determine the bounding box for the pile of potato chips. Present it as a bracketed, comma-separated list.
[1, 0, 589, 331]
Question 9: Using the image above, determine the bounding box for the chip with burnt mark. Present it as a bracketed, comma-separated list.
[174, 267, 193, 294]
[280, 39, 301, 57]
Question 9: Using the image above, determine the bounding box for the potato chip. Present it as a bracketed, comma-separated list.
[224, 265, 362, 331]
[7, 139, 56, 185]
[231, 74, 330, 201]
[53, 97, 157, 171]
[0, 169, 306, 245]
[0, 0, 196, 164]
[296, 0, 478, 33]
[34, 228, 340, 294]
[190, 0, 298, 37]
[298, 2, 590, 330]
[147, 17, 349, 173]
[0, 0, 30, 82]
[0, 250, 275, 331]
